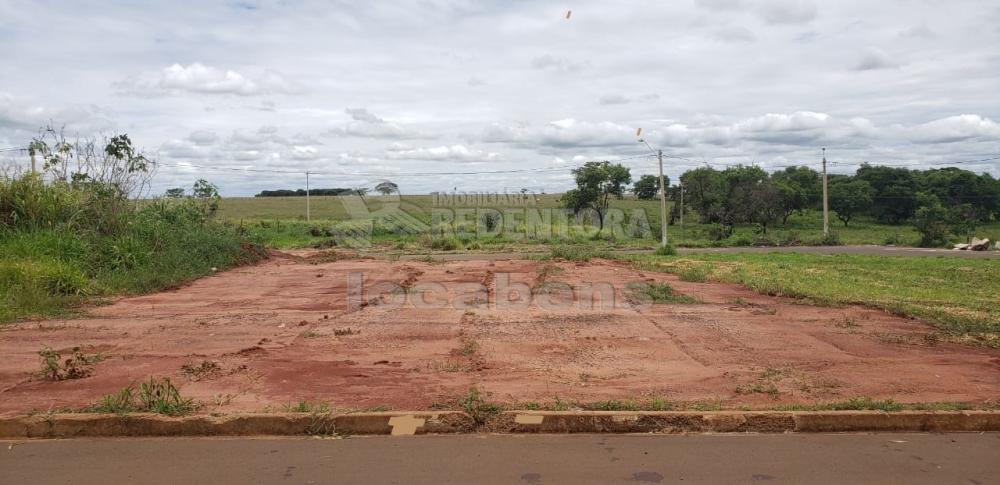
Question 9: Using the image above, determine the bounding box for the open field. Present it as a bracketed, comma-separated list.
[1, 252, 997, 416]
[220, 194, 1000, 250]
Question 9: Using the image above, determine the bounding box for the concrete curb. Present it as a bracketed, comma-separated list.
[1, 411, 998, 438]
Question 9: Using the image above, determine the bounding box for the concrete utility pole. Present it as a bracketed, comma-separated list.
[679, 182, 684, 228]
[305, 171, 311, 222]
[657, 149, 668, 247]
[822, 148, 829, 238]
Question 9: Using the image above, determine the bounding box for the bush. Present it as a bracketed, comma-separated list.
[653, 244, 677, 256]
[1, 174, 265, 323]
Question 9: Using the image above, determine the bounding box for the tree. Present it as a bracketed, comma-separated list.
[772, 166, 821, 223]
[192, 179, 220, 216]
[164, 188, 185, 198]
[374, 181, 399, 195]
[679, 167, 725, 224]
[856, 164, 918, 223]
[829, 179, 874, 226]
[632, 174, 666, 200]
[720, 165, 769, 227]
[913, 194, 951, 247]
[562, 161, 631, 231]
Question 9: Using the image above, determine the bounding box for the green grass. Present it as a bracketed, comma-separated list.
[1, 204, 265, 323]
[630, 252, 1000, 345]
[627, 282, 700, 304]
[85, 377, 198, 416]
[219, 194, 1000, 250]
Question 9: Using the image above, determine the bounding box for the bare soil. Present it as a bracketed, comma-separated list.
[1, 252, 997, 415]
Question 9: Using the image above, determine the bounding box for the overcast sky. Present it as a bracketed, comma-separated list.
[1, 0, 999, 195]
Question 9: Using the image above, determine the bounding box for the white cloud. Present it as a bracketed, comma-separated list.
[530, 55, 587, 72]
[118, 63, 303, 96]
[901, 115, 1000, 144]
[385, 144, 500, 163]
[345, 108, 383, 123]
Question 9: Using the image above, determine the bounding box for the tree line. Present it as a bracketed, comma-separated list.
[565, 160, 1000, 246]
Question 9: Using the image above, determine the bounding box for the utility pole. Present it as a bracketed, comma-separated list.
[821, 147, 829, 238]
[657, 149, 668, 247]
[679, 182, 684, 228]
[305, 171, 311, 222]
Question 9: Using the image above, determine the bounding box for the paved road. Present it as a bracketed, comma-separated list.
[3, 433, 998, 484]
[384, 245, 999, 261]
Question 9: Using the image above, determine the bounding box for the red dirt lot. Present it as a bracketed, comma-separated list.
[1, 252, 998, 415]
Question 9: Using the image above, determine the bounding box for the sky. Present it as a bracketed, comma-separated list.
[1, 0, 999, 196]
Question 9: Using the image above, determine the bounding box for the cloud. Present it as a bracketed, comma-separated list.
[530, 54, 586, 72]
[345, 108, 383, 123]
[754, 0, 817, 24]
[385, 144, 500, 163]
[481, 119, 639, 148]
[901, 115, 1000, 144]
[0, 92, 112, 133]
[118, 63, 303, 96]
[695, 0, 744, 11]
[695, 0, 816, 24]
[854, 47, 899, 71]
[188, 130, 218, 146]
[900, 24, 934, 39]
[598, 94, 631, 105]
[712, 26, 757, 43]
[332, 108, 430, 140]
[290, 145, 320, 159]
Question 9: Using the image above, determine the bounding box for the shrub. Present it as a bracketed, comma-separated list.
[86, 377, 198, 416]
[1, 173, 265, 323]
[653, 244, 677, 256]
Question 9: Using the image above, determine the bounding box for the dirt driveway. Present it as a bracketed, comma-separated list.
[1, 252, 997, 415]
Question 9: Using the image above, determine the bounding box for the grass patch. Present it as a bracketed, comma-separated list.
[627, 282, 700, 304]
[459, 387, 503, 426]
[630, 252, 1000, 346]
[284, 400, 332, 413]
[1, 210, 265, 324]
[85, 377, 198, 416]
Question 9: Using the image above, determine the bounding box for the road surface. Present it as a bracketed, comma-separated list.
[3, 433, 998, 484]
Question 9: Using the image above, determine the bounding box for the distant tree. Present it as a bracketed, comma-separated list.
[772, 166, 821, 223]
[632, 174, 665, 200]
[857, 164, 918, 223]
[679, 167, 725, 224]
[192, 179, 219, 199]
[562, 161, 631, 231]
[374, 181, 399, 195]
[829, 178, 874, 227]
[913, 194, 951, 247]
[164, 188, 185, 198]
[720, 165, 769, 227]
[721, 166, 780, 233]
[192, 179, 221, 216]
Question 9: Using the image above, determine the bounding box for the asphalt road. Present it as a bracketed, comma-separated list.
[387, 245, 1000, 261]
[3, 433, 998, 484]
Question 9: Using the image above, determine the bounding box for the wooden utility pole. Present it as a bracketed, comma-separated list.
[657, 149, 668, 247]
[822, 147, 829, 238]
[306, 171, 311, 222]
